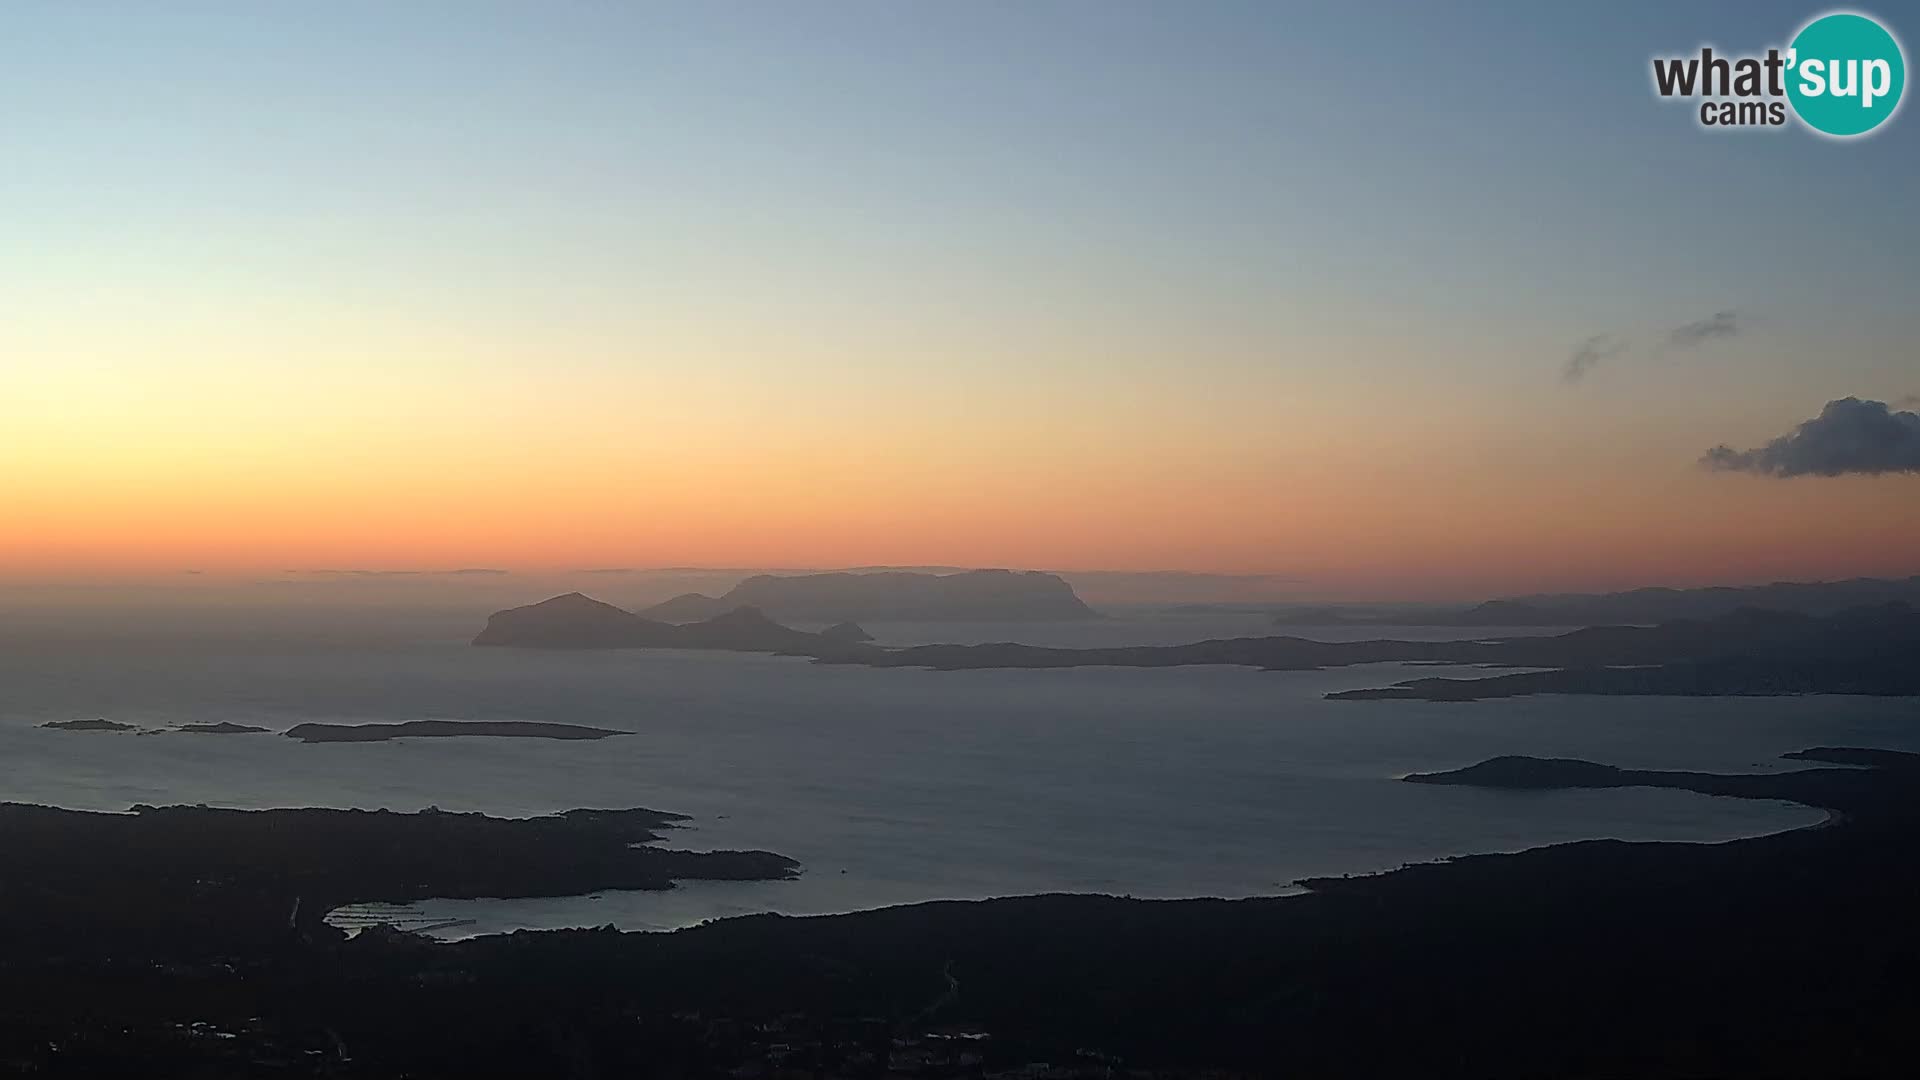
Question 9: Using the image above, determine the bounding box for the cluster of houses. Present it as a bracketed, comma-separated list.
[674, 1011, 1249, 1079]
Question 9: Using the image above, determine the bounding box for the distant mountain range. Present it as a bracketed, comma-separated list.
[835, 601, 1920, 700]
[1326, 602, 1920, 701]
[809, 599, 1913, 673]
[473, 590, 1920, 701]
[1436, 575, 1920, 626]
[637, 568, 1098, 623]
[1265, 574, 1920, 627]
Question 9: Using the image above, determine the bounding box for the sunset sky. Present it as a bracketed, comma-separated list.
[3, 1, 1917, 600]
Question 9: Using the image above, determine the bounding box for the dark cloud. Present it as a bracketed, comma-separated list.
[1702, 397, 1920, 477]
[581, 567, 638, 575]
[1566, 310, 1748, 382]
[1564, 334, 1627, 382]
[1668, 310, 1741, 349]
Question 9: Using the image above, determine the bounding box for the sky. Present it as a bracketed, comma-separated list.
[2, 1, 1917, 600]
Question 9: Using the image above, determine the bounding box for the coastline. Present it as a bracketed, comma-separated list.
[365, 783, 1826, 941]
[4, 747, 1917, 1074]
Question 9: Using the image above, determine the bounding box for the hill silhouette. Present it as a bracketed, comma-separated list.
[473, 593, 842, 653]
[637, 569, 1097, 623]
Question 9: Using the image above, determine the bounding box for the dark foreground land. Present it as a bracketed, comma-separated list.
[3, 749, 1919, 1076]
[0, 803, 795, 957]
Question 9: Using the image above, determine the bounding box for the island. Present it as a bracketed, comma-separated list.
[636, 568, 1100, 623]
[284, 720, 631, 743]
[175, 722, 271, 734]
[40, 718, 136, 732]
[1400, 752, 1884, 809]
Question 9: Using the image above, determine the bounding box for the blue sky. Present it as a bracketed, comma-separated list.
[2, 2, 1916, 591]
[7, 1, 1915, 339]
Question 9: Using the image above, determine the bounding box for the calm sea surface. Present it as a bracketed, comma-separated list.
[3, 607, 1913, 936]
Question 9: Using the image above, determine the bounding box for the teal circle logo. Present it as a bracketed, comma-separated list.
[1787, 12, 1906, 137]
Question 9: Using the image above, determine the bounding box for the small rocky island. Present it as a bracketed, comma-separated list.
[285, 719, 631, 743]
[42, 716, 636, 743]
[41, 718, 137, 732]
[1399, 753, 1871, 805]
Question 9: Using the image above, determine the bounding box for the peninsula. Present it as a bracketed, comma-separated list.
[0, 801, 796, 961]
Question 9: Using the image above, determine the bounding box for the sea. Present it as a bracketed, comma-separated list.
[3, 604, 1915, 938]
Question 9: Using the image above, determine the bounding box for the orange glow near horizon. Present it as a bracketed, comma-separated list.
[5, 253, 1916, 602]
[8, 406, 1918, 601]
